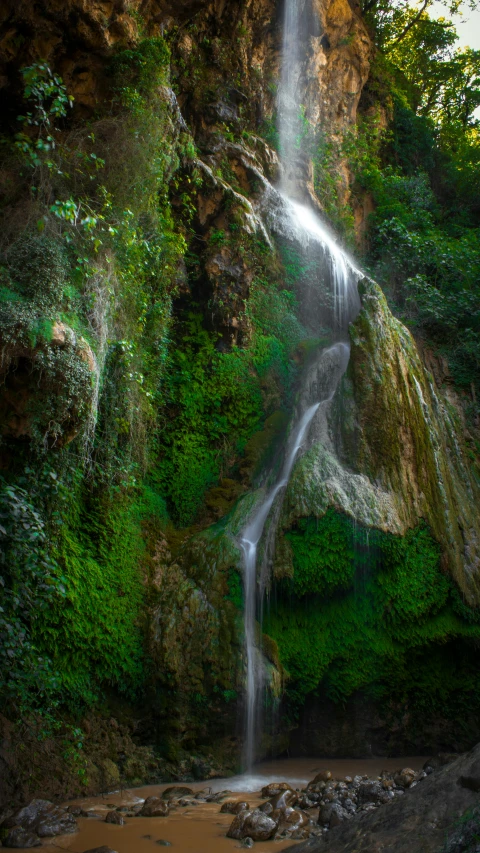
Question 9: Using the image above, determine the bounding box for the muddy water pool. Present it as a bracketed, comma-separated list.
[38, 756, 427, 853]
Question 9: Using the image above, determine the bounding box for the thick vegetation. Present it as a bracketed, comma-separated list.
[265, 511, 480, 744]
[1, 0, 480, 793]
[0, 25, 305, 773]
[333, 0, 480, 407]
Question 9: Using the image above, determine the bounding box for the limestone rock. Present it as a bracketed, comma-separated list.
[279, 278, 480, 603]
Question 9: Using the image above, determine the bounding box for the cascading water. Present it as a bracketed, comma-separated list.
[240, 0, 363, 771]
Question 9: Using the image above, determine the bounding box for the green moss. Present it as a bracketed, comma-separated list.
[156, 270, 303, 526]
[4, 235, 68, 308]
[225, 567, 243, 610]
[265, 512, 480, 720]
[35, 484, 147, 705]
[285, 511, 357, 596]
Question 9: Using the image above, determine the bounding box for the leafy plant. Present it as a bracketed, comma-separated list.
[0, 480, 65, 711]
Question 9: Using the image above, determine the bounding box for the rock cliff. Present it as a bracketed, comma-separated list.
[0, 0, 479, 807]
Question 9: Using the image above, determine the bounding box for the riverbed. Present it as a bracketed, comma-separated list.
[37, 756, 427, 853]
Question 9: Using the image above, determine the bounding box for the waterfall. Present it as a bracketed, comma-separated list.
[240, 0, 362, 771]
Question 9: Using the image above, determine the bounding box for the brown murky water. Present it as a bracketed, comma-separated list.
[39, 757, 427, 853]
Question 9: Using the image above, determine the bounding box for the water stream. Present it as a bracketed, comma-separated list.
[240, 0, 363, 769]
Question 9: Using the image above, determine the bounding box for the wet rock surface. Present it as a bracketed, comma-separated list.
[161, 786, 194, 800]
[2, 827, 42, 848]
[0, 799, 78, 847]
[226, 781, 312, 842]
[227, 808, 279, 841]
[105, 810, 125, 825]
[221, 800, 250, 814]
[281, 745, 480, 852]
[139, 797, 169, 818]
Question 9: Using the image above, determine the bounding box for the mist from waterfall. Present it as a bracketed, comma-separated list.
[240, 0, 362, 772]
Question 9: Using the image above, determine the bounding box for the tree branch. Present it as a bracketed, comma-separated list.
[388, 0, 430, 46]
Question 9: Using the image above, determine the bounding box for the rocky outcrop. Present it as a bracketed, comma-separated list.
[277, 278, 480, 603]
[284, 743, 480, 853]
[1, 799, 78, 848]
[0, 320, 96, 445]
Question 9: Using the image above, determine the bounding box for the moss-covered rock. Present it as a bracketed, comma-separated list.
[265, 510, 480, 750]
[279, 278, 480, 603]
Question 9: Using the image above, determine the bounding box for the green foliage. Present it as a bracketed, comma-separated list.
[157, 310, 265, 525]
[266, 513, 480, 719]
[350, 26, 480, 403]
[225, 567, 244, 609]
[362, 149, 480, 391]
[286, 512, 356, 596]
[110, 38, 170, 103]
[156, 263, 304, 526]
[36, 484, 146, 704]
[0, 479, 65, 711]
[0, 38, 187, 722]
[4, 234, 68, 306]
[14, 62, 73, 172]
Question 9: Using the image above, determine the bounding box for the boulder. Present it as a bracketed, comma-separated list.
[357, 781, 390, 805]
[162, 786, 194, 800]
[2, 827, 42, 848]
[105, 811, 125, 825]
[277, 807, 310, 833]
[207, 790, 232, 803]
[195, 788, 213, 799]
[282, 744, 480, 853]
[227, 809, 278, 841]
[3, 800, 53, 829]
[393, 768, 416, 788]
[1, 799, 78, 841]
[220, 800, 250, 814]
[268, 790, 298, 811]
[139, 797, 169, 817]
[261, 782, 293, 798]
[36, 809, 77, 836]
[312, 771, 332, 784]
[318, 802, 350, 828]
